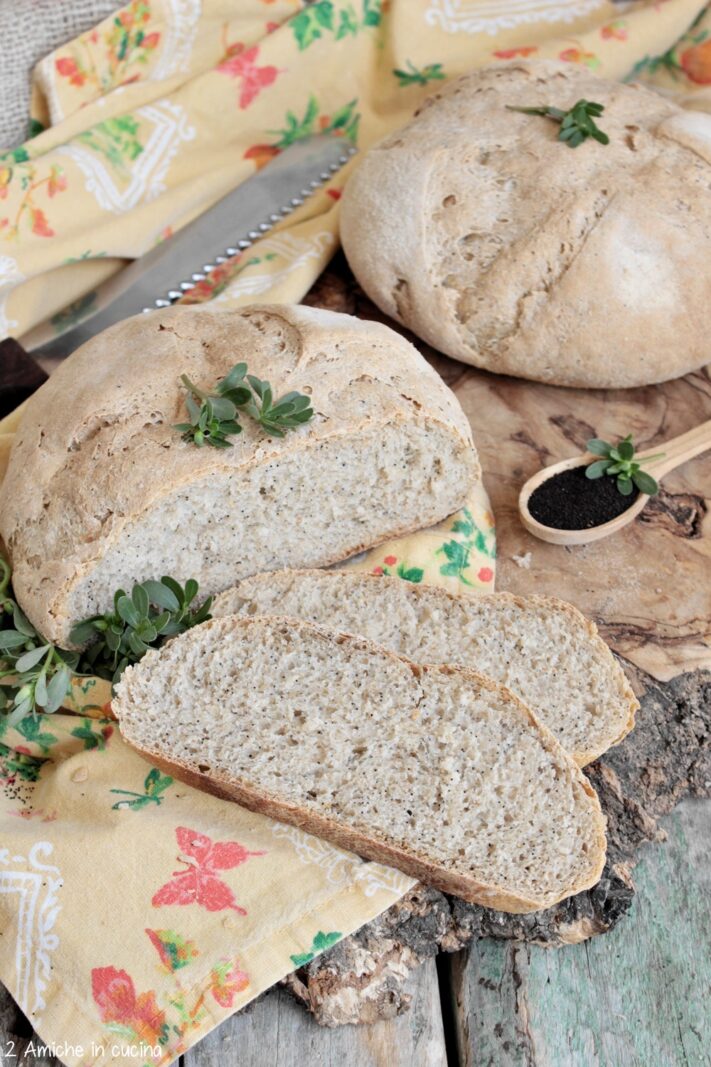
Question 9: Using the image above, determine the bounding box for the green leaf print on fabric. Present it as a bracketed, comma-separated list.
[111, 767, 173, 810]
[145, 929, 199, 972]
[437, 507, 496, 586]
[394, 61, 445, 87]
[362, 0, 382, 28]
[291, 2, 334, 50]
[15, 715, 59, 753]
[290, 930, 342, 967]
[77, 116, 144, 177]
[290, 0, 381, 50]
[0, 741, 48, 782]
[70, 717, 114, 751]
[270, 96, 360, 148]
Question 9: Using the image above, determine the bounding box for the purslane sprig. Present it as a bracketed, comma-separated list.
[0, 562, 213, 725]
[70, 577, 213, 685]
[506, 98, 609, 148]
[175, 362, 313, 448]
[0, 558, 77, 723]
[585, 435, 664, 497]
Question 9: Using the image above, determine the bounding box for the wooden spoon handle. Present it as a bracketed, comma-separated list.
[640, 419, 711, 478]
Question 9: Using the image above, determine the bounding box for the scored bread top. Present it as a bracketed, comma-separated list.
[114, 613, 607, 913]
[340, 60, 711, 388]
[0, 304, 478, 646]
[213, 569, 638, 766]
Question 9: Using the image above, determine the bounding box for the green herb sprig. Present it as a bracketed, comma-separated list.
[0, 562, 213, 726]
[175, 362, 313, 448]
[70, 577, 213, 685]
[506, 98, 609, 148]
[585, 435, 664, 497]
[0, 558, 78, 724]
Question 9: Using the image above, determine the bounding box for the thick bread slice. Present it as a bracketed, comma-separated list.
[0, 304, 478, 648]
[213, 570, 638, 766]
[114, 615, 607, 913]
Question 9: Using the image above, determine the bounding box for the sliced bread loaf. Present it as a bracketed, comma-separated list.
[213, 570, 637, 766]
[0, 304, 479, 648]
[114, 615, 607, 913]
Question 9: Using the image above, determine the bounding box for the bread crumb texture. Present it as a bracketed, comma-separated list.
[0, 304, 479, 646]
[215, 570, 637, 766]
[114, 615, 606, 913]
[340, 60, 711, 388]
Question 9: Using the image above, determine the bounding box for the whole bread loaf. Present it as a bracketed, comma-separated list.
[340, 60, 711, 388]
[0, 304, 479, 647]
[213, 570, 637, 766]
[114, 614, 607, 913]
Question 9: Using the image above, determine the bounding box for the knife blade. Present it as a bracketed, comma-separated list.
[21, 136, 354, 368]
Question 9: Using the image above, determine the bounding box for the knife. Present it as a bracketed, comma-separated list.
[15, 135, 355, 377]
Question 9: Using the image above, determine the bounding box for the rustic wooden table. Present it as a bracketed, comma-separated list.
[1, 258, 709, 1066]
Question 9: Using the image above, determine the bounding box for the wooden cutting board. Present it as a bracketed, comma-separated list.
[306, 253, 711, 684]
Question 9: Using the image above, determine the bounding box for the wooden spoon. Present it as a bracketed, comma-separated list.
[519, 419, 711, 546]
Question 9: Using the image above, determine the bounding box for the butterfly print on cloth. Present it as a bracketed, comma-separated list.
[218, 44, 281, 109]
[152, 826, 265, 913]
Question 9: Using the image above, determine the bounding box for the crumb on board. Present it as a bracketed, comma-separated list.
[512, 552, 532, 569]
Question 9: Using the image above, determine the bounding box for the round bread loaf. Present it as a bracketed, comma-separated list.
[340, 60, 711, 388]
[0, 304, 478, 647]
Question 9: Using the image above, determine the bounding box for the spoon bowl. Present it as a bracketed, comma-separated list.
[518, 419, 711, 547]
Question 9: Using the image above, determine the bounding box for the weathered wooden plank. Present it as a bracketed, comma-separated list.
[447, 797, 711, 1067]
[182, 957, 446, 1067]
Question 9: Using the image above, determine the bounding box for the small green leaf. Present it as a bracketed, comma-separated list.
[617, 477, 635, 497]
[132, 584, 149, 618]
[14, 645, 50, 672]
[12, 605, 36, 637]
[587, 439, 612, 457]
[0, 630, 29, 650]
[44, 667, 71, 713]
[632, 470, 659, 495]
[116, 595, 140, 628]
[142, 580, 180, 612]
[585, 459, 611, 479]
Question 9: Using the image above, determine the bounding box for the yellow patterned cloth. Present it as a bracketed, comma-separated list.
[0, 0, 709, 338]
[1, 2, 710, 1064]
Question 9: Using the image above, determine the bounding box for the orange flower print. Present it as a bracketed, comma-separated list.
[559, 47, 601, 70]
[209, 959, 250, 1008]
[91, 967, 167, 1046]
[218, 43, 281, 109]
[47, 165, 67, 198]
[243, 143, 281, 170]
[493, 46, 537, 59]
[477, 566, 494, 583]
[152, 826, 265, 913]
[30, 208, 54, 238]
[55, 56, 86, 87]
[55, 1, 160, 94]
[680, 39, 711, 84]
[601, 20, 627, 41]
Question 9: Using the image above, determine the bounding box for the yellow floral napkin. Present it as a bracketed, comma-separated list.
[1, 2, 710, 1064]
[0, 0, 708, 339]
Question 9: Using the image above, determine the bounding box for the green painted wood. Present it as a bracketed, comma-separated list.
[183, 957, 447, 1067]
[448, 797, 711, 1067]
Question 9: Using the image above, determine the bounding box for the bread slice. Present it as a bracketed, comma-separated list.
[0, 304, 478, 647]
[114, 615, 607, 913]
[213, 571, 637, 766]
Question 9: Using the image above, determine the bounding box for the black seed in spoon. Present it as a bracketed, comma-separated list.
[528, 465, 640, 531]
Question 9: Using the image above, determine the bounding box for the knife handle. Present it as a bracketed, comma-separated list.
[0, 338, 47, 418]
